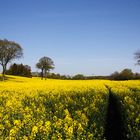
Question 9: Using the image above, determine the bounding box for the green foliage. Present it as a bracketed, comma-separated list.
[72, 74, 86, 80]
[6, 63, 32, 78]
[110, 69, 140, 80]
[119, 69, 134, 80]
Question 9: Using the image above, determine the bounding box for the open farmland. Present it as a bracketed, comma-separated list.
[0, 76, 140, 140]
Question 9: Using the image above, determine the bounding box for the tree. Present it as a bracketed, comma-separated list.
[119, 69, 134, 80]
[36, 56, 54, 79]
[6, 63, 32, 77]
[134, 72, 140, 79]
[110, 71, 120, 80]
[0, 39, 23, 80]
[110, 69, 134, 80]
[134, 50, 140, 65]
[73, 74, 85, 80]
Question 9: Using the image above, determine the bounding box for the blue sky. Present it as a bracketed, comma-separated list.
[0, 0, 140, 75]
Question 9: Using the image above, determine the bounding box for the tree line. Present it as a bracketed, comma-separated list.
[33, 69, 140, 80]
[0, 39, 140, 81]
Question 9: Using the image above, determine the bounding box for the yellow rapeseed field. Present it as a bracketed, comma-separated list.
[0, 75, 139, 139]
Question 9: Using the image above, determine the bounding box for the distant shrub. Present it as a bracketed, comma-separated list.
[6, 63, 32, 77]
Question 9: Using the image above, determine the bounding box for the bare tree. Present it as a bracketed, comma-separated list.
[134, 50, 140, 65]
[36, 56, 54, 79]
[0, 39, 23, 80]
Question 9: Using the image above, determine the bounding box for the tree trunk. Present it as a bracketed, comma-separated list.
[2, 65, 6, 81]
[41, 69, 43, 80]
[45, 70, 47, 80]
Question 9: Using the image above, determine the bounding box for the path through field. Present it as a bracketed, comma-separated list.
[104, 90, 125, 140]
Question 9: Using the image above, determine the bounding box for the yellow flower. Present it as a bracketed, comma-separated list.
[32, 126, 38, 134]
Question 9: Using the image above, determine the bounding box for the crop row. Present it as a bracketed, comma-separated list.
[106, 81, 140, 140]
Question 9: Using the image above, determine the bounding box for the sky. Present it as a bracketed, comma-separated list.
[0, 0, 140, 76]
